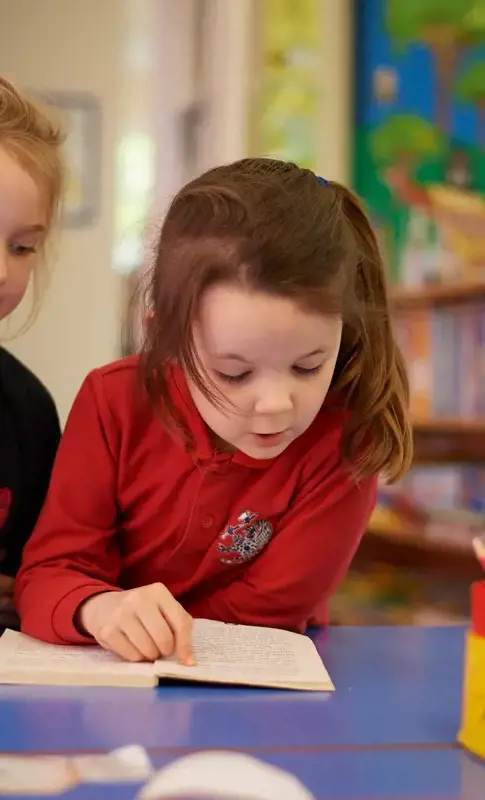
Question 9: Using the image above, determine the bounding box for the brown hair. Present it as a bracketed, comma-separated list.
[140, 158, 412, 482]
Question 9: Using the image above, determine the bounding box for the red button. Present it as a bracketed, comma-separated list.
[202, 516, 215, 528]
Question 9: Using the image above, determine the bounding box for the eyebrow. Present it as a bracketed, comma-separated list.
[13, 224, 46, 236]
[215, 349, 326, 363]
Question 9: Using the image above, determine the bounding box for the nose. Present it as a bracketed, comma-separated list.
[254, 384, 293, 417]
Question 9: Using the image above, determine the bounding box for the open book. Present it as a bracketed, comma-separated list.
[0, 619, 334, 692]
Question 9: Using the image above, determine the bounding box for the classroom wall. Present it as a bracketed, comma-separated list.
[319, 0, 353, 185]
[250, 0, 352, 184]
[0, 0, 124, 425]
[0, 0, 259, 423]
[0, 0, 353, 424]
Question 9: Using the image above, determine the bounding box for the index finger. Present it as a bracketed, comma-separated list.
[155, 586, 195, 666]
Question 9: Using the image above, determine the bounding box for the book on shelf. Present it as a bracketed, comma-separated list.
[372, 468, 485, 554]
[0, 619, 334, 692]
[394, 302, 485, 420]
[395, 465, 485, 515]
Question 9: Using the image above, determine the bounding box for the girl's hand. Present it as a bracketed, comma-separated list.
[77, 583, 195, 665]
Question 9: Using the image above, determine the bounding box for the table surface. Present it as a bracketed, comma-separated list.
[0, 625, 483, 799]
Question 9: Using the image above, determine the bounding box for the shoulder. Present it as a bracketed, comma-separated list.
[92, 354, 140, 382]
[85, 355, 144, 410]
[0, 347, 59, 431]
[75, 355, 153, 437]
[0, 346, 52, 400]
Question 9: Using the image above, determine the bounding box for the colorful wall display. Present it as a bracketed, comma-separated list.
[354, 0, 485, 286]
[257, 0, 320, 168]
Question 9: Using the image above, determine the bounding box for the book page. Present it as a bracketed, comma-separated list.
[156, 620, 334, 690]
[0, 630, 156, 686]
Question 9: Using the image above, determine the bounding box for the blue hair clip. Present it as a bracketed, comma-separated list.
[316, 175, 329, 186]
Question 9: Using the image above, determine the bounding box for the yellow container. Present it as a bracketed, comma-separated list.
[458, 581, 485, 760]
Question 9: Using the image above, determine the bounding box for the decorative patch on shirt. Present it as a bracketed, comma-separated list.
[0, 488, 12, 530]
[217, 510, 273, 565]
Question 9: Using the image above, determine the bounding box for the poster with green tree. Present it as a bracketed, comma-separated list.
[355, 0, 485, 286]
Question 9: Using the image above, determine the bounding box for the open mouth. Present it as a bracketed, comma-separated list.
[253, 431, 288, 446]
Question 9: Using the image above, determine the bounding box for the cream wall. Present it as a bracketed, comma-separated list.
[318, 0, 353, 185]
[0, 0, 353, 424]
[0, 0, 124, 425]
[197, 0, 353, 181]
[224, 0, 352, 181]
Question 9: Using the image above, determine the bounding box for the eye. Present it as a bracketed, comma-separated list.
[293, 365, 323, 377]
[215, 371, 252, 385]
[9, 243, 37, 257]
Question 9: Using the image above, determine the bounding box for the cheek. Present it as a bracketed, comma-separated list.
[0, 262, 32, 320]
[300, 366, 336, 412]
[7, 260, 32, 295]
[188, 382, 249, 439]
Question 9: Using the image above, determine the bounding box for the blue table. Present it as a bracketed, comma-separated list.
[0, 626, 483, 799]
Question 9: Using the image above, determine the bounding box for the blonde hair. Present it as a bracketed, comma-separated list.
[0, 76, 65, 325]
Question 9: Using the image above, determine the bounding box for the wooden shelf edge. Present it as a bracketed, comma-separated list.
[412, 418, 485, 434]
[360, 526, 482, 580]
[366, 526, 469, 555]
[392, 281, 485, 308]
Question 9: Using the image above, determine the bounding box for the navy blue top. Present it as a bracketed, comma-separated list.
[0, 346, 60, 579]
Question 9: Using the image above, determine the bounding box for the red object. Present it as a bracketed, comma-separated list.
[16, 356, 377, 644]
[471, 581, 485, 637]
[0, 488, 12, 530]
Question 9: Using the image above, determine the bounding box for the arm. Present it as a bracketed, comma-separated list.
[15, 373, 122, 645]
[185, 456, 377, 632]
[1, 392, 61, 578]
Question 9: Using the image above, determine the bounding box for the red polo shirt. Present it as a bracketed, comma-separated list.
[16, 356, 377, 644]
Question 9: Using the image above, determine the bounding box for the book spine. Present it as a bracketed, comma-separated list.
[432, 308, 445, 417]
[479, 303, 485, 417]
[459, 306, 474, 418]
[409, 309, 432, 420]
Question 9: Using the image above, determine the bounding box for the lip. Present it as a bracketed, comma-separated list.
[252, 431, 288, 447]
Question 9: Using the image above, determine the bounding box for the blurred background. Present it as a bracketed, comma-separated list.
[2, 0, 485, 625]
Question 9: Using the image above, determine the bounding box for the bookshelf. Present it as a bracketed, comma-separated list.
[363, 281, 485, 584]
[346, 0, 485, 624]
[412, 419, 485, 434]
[393, 282, 485, 309]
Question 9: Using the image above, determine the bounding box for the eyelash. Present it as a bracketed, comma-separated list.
[216, 365, 323, 385]
[10, 244, 37, 257]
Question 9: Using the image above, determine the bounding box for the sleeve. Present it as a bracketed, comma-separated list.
[184, 455, 377, 632]
[15, 373, 123, 645]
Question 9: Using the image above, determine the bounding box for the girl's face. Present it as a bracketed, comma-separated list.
[188, 283, 343, 459]
[0, 146, 47, 322]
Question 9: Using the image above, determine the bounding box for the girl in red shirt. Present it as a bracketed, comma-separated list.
[16, 159, 412, 664]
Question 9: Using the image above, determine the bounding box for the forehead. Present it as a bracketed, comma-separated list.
[0, 146, 45, 229]
[197, 284, 341, 357]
